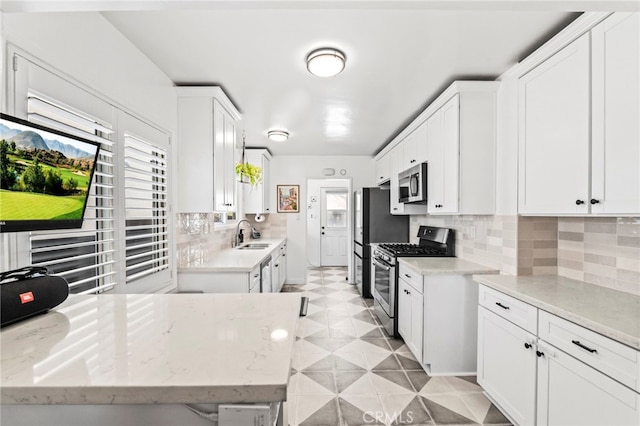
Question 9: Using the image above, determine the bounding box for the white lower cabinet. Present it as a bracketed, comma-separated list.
[477, 306, 537, 426]
[478, 284, 640, 426]
[536, 341, 640, 426]
[179, 265, 260, 294]
[397, 276, 423, 360]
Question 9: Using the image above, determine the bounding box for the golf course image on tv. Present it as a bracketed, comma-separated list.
[0, 113, 100, 232]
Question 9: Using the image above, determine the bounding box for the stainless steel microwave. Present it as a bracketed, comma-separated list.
[398, 163, 427, 204]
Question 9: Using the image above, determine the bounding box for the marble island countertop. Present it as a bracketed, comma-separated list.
[399, 257, 499, 275]
[178, 237, 286, 273]
[1, 292, 301, 404]
[473, 274, 640, 350]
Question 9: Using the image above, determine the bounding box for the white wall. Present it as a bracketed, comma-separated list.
[1, 12, 176, 130]
[269, 155, 375, 283]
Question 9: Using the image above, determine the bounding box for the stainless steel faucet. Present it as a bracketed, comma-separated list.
[234, 219, 253, 247]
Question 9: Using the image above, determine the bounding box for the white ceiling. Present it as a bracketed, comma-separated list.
[8, 1, 593, 156]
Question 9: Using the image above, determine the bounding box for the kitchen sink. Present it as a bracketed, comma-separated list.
[237, 243, 270, 250]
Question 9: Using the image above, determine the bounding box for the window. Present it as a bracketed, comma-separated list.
[124, 134, 169, 283]
[6, 53, 174, 294]
[26, 92, 117, 294]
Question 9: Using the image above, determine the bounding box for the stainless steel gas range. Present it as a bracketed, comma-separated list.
[371, 226, 455, 337]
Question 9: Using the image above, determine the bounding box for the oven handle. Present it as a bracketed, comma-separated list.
[372, 258, 392, 271]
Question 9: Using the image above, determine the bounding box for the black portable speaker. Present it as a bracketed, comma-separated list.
[0, 266, 69, 327]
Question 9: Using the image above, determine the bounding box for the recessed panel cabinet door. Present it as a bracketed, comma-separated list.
[477, 306, 537, 426]
[397, 279, 412, 344]
[536, 342, 640, 426]
[591, 13, 640, 214]
[213, 101, 227, 211]
[518, 33, 590, 214]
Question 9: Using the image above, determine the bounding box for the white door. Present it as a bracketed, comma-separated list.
[320, 188, 349, 266]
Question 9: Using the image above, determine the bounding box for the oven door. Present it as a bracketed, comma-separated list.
[371, 256, 395, 317]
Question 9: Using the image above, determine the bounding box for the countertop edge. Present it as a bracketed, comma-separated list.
[177, 237, 287, 273]
[473, 275, 640, 351]
[0, 383, 288, 405]
[398, 257, 499, 276]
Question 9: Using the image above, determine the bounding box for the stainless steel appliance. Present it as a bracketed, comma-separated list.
[354, 188, 409, 298]
[372, 226, 455, 336]
[260, 256, 272, 293]
[398, 162, 427, 204]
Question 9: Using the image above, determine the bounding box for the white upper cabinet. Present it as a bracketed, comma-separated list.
[177, 87, 241, 213]
[213, 99, 239, 212]
[375, 81, 497, 216]
[426, 83, 498, 215]
[590, 13, 640, 214]
[518, 34, 591, 214]
[375, 152, 391, 185]
[400, 123, 428, 171]
[519, 12, 640, 216]
[243, 148, 272, 215]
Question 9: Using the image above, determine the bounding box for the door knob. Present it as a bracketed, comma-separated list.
[575, 200, 585, 205]
[590, 199, 600, 205]
[524, 342, 532, 349]
[321, 232, 325, 235]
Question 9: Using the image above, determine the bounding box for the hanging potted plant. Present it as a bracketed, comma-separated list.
[236, 132, 262, 186]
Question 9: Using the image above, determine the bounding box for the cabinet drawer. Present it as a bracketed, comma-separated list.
[478, 285, 537, 334]
[538, 310, 640, 393]
[398, 263, 423, 293]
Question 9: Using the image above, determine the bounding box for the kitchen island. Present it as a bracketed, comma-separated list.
[1, 292, 301, 425]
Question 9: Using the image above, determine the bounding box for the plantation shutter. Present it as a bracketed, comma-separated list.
[123, 133, 169, 283]
[26, 92, 118, 294]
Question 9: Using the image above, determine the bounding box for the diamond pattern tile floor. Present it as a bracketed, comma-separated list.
[281, 267, 512, 426]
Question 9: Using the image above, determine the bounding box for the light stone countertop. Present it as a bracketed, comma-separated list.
[178, 237, 286, 273]
[1, 292, 301, 404]
[398, 257, 499, 275]
[473, 274, 640, 350]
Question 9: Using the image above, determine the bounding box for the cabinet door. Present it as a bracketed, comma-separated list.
[403, 121, 429, 169]
[262, 153, 271, 213]
[439, 95, 460, 214]
[375, 153, 390, 185]
[591, 13, 640, 214]
[272, 253, 281, 293]
[213, 101, 228, 211]
[279, 246, 287, 288]
[389, 147, 404, 215]
[409, 286, 423, 360]
[477, 306, 537, 426]
[536, 342, 640, 426]
[426, 110, 443, 212]
[177, 97, 214, 212]
[397, 279, 412, 343]
[518, 33, 590, 214]
[223, 112, 237, 210]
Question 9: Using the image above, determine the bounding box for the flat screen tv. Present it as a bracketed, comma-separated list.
[0, 113, 100, 233]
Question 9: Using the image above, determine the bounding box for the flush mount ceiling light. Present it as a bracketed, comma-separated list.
[267, 130, 289, 142]
[306, 48, 346, 77]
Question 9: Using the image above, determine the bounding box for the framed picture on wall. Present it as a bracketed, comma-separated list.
[277, 185, 300, 213]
